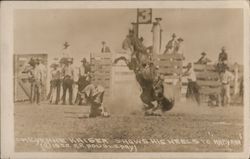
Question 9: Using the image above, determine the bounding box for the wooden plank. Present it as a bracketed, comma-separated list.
[92, 75, 111, 79]
[206, 65, 217, 71]
[91, 82, 110, 88]
[91, 71, 111, 75]
[114, 72, 134, 75]
[194, 64, 206, 71]
[91, 67, 111, 72]
[92, 77, 110, 81]
[162, 75, 180, 79]
[200, 87, 221, 94]
[193, 64, 217, 72]
[154, 61, 182, 67]
[114, 80, 134, 84]
[196, 72, 220, 80]
[197, 80, 221, 87]
[92, 72, 111, 76]
[153, 53, 184, 60]
[91, 65, 111, 69]
[91, 53, 112, 58]
[91, 63, 112, 67]
[18, 80, 31, 99]
[91, 80, 110, 85]
[113, 74, 135, 81]
[91, 58, 112, 63]
[158, 67, 182, 74]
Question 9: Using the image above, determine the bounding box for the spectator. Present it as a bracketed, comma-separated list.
[61, 58, 74, 105]
[79, 84, 110, 118]
[173, 38, 184, 54]
[196, 52, 212, 65]
[217, 47, 228, 74]
[183, 63, 200, 105]
[218, 46, 228, 63]
[164, 33, 177, 54]
[47, 63, 61, 104]
[29, 58, 43, 104]
[101, 41, 111, 53]
[220, 66, 234, 106]
[75, 58, 91, 105]
[122, 29, 134, 55]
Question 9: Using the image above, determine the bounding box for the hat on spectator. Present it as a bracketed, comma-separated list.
[201, 52, 206, 56]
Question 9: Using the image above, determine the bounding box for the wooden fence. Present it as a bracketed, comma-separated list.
[193, 64, 221, 104]
[153, 53, 184, 100]
[89, 53, 243, 106]
[14, 54, 48, 102]
[193, 63, 243, 105]
[90, 53, 112, 96]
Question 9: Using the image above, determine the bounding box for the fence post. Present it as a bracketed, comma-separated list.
[234, 63, 239, 95]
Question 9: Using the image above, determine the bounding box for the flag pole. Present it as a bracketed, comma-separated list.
[135, 8, 139, 38]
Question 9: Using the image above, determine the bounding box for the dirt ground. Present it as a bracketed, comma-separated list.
[14, 98, 243, 152]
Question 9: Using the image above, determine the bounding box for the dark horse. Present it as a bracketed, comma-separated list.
[114, 33, 174, 115]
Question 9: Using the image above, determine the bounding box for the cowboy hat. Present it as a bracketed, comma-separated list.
[50, 63, 59, 68]
[201, 52, 206, 56]
[177, 38, 184, 42]
[187, 62, 192, 68]
[129, 29, 134, 34]
[81, 58, 87, 63]
[155, 17, 162, 21]
[172, 33, 176, 38]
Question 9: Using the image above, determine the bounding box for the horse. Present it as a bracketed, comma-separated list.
[114, 34, 174, 115]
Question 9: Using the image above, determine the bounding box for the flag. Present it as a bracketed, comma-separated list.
[137, 8, 152, 24]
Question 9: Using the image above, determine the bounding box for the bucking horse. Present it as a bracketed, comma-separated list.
[114, 31, 174, 116]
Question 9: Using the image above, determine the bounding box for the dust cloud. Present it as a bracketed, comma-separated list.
[105, 75, 143, 115]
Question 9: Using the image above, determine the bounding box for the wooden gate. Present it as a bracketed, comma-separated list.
[153, 53, 184, 100]
[14, 54, 48, 102]
[90, 53, 112, 96]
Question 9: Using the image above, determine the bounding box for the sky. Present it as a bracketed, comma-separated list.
[14, 9, 243, 65]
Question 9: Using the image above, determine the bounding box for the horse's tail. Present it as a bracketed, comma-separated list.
[161, 96, 175, 112]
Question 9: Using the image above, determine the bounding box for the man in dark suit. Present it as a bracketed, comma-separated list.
[75, 58, 91, 105]
[61, 58, 74, 105]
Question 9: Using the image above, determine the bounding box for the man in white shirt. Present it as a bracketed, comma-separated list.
[183, 63, 200, 105]
[220, 66, 234, 106]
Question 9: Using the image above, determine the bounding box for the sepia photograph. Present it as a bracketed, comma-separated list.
[1, 1, 250, 159]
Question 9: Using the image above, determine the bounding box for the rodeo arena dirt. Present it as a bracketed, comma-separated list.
[13, 8, 245, 153]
